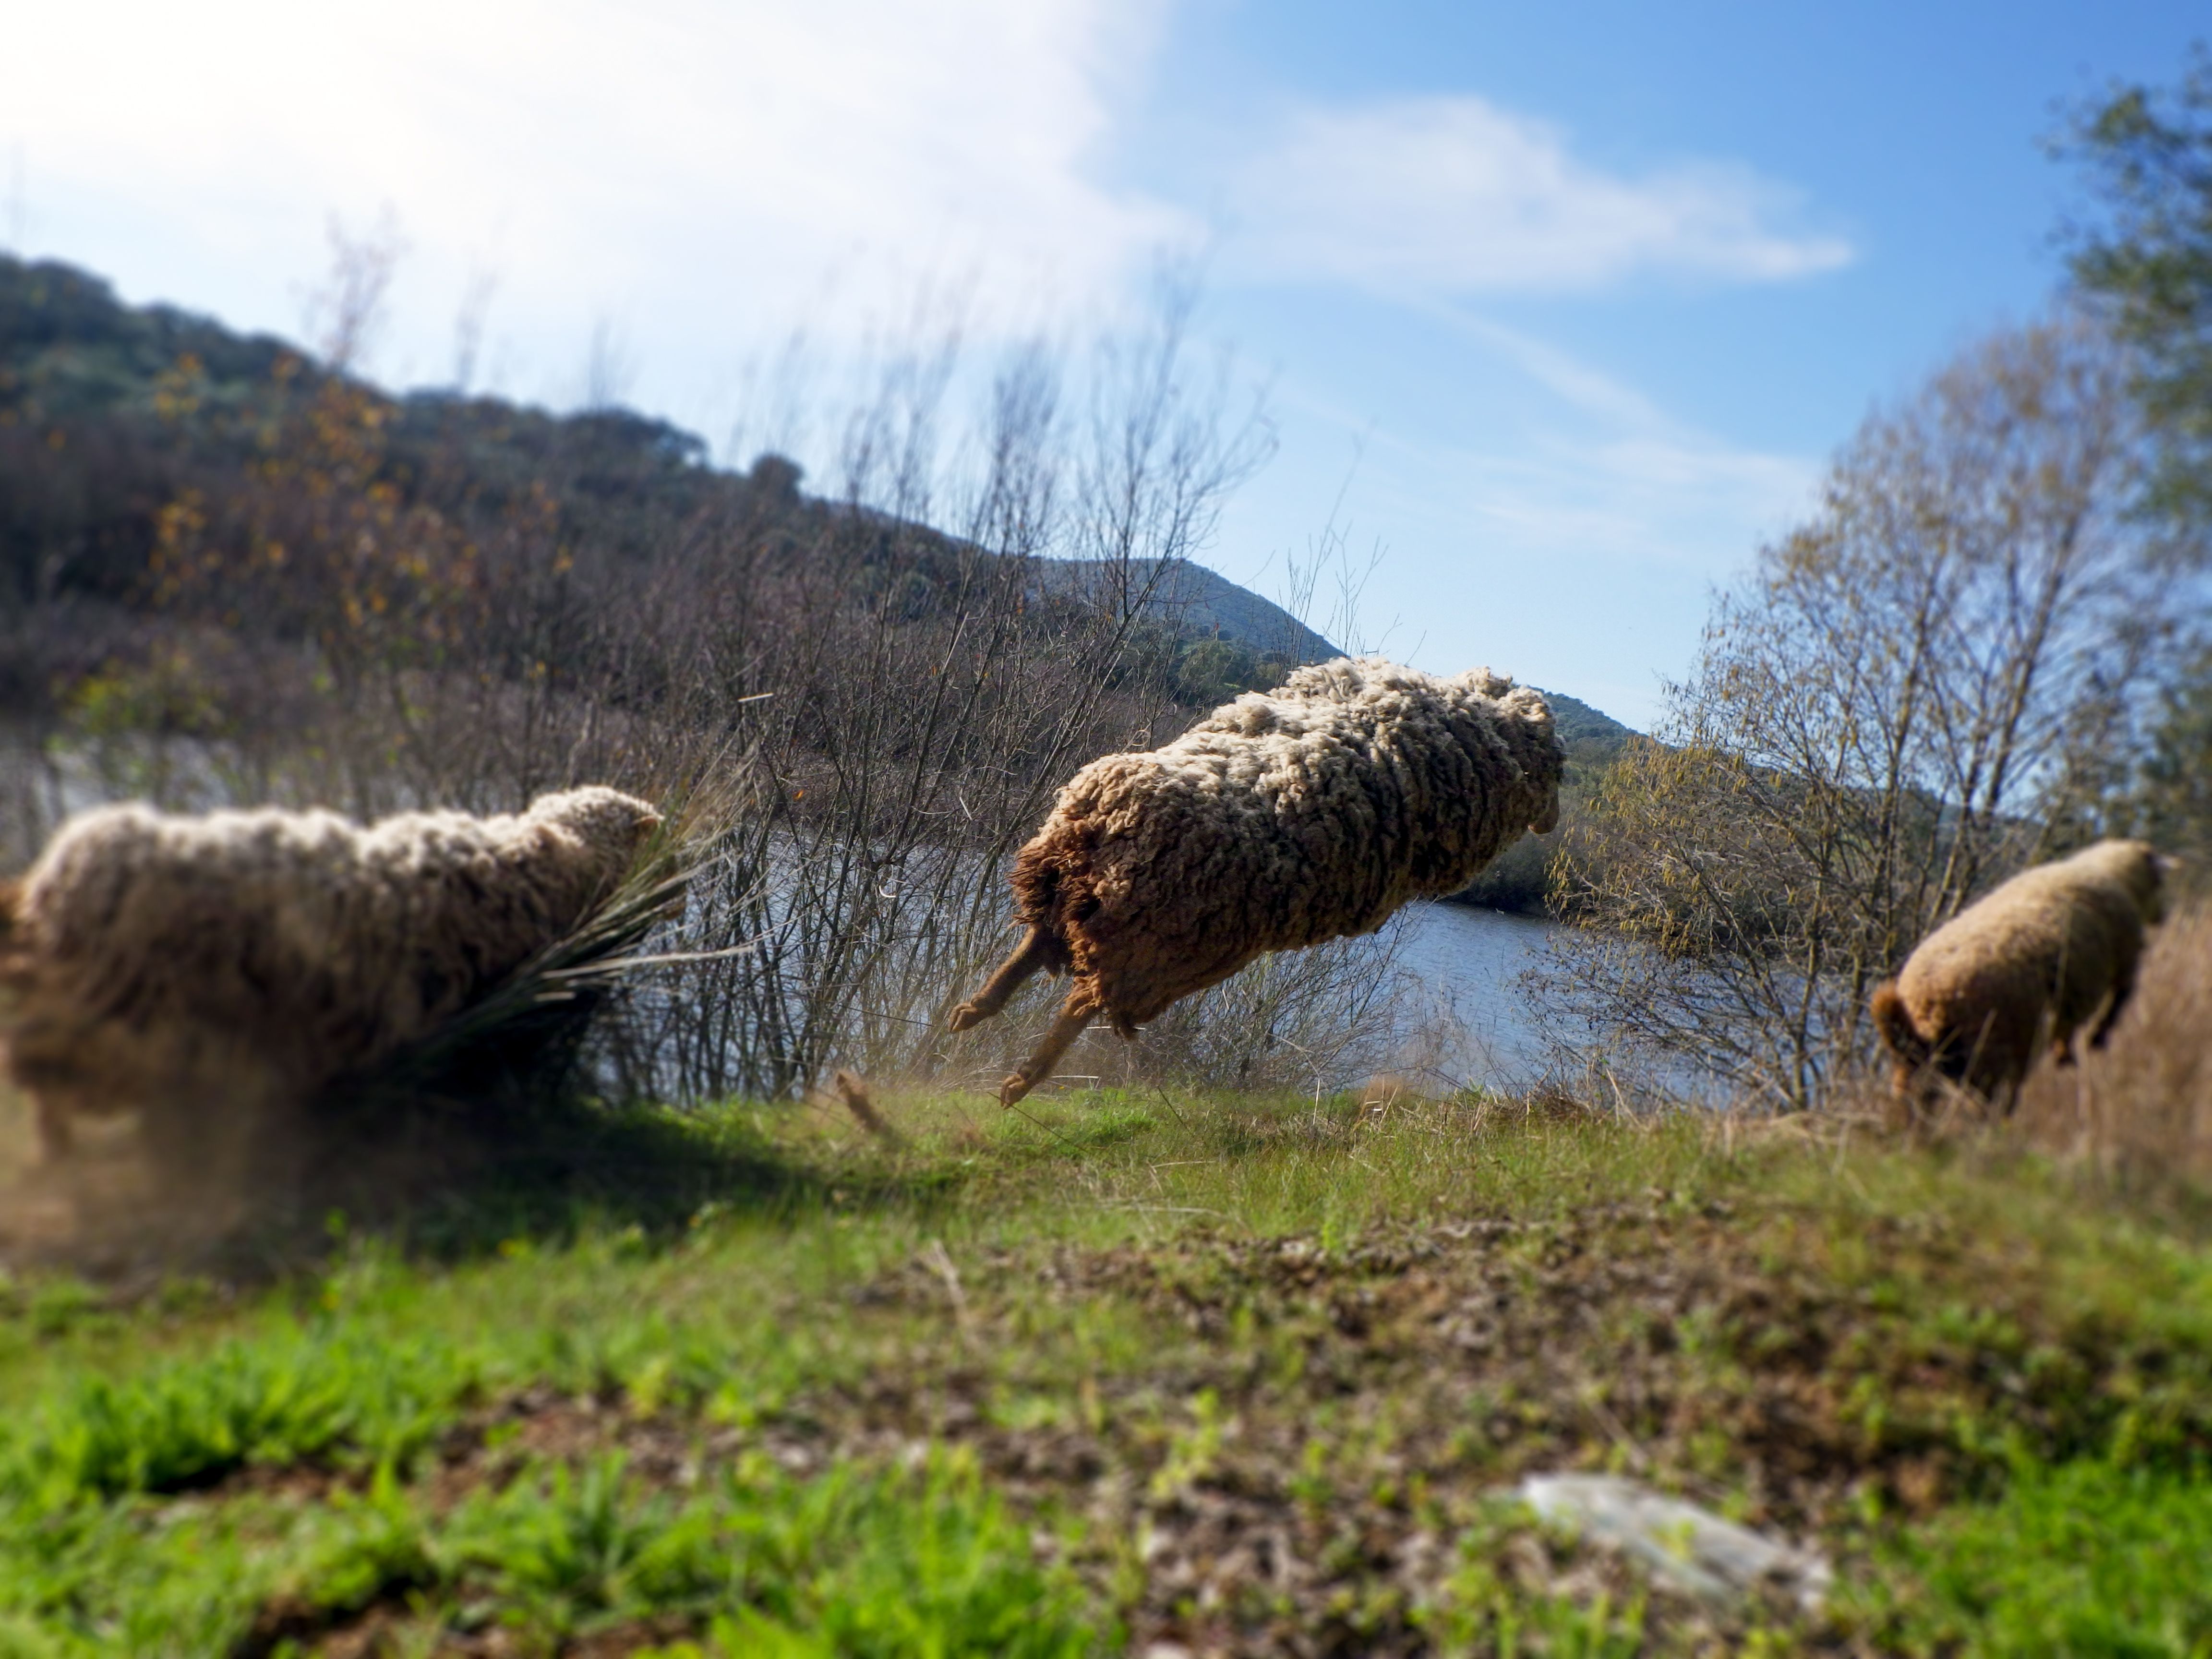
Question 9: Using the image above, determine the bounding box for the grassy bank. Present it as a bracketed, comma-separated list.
[2, 1086, 2210, 1654]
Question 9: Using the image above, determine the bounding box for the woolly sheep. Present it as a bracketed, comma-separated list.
[0, 786, 661, 1153]
[1870, 838, 2167, 1118]
[950, 658, 1563, 1104]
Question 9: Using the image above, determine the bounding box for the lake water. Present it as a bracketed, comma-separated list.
[1390, 900, 1565, 1091]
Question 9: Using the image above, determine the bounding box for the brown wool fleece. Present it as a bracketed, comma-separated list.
[1871, 838, 2167, 1117]
[952, 659, 1563, 1102]
[0, 787, 660, 1146]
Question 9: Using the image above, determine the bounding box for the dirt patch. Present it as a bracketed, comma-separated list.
[250, 1194, 2196, 1654]
[806, 1199, 2173, 1653]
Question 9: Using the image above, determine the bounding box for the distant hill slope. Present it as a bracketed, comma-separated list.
[1539, 688, 1638, 756]
[1049, 556, 1644, 743]
[0, 251, 1642, 745]
[1142, 560, 1339, 662]
[1039, 558, 1337, 661]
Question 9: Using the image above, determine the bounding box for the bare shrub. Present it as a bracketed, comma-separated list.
[10, 243, 1505, 1111]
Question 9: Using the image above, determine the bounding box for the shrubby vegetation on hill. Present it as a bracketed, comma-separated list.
[0, 259, 716, 632]
[0, 254, 1327, 728]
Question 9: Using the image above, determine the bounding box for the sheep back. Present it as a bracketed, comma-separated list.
[1010, 658, 1561, 1027]
[1874, 838, 2165, 1105]
[2, 786, 661, 1102]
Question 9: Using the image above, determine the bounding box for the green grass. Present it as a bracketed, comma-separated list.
[0, 1445, 1091, 1656]
[2, 1084, 2211, 1652]
[1848, 1460, 2212, 1655]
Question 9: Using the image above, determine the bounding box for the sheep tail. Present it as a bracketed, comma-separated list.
[1869, 980, 1930, 1069]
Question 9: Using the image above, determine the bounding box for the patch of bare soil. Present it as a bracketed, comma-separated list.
[264, 1196, 2175, 1655]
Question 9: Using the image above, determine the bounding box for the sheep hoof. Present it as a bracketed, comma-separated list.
[948, 1002, 986, 1033]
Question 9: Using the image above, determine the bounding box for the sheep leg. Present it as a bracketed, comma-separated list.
[999, 999, 1094, 1107]
[33, 1094, 71, 1162]
[950, 926, 1055, 1033]
[2088, 957, 2140, 1051]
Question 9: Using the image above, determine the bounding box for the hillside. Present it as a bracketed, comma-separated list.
[0, 256, 1299, 681]
[1538, 686, 1636, 756]
[0, 256, 755, 627]
[1042, 557, 1337, 661]
[0, 252, 1640, 746]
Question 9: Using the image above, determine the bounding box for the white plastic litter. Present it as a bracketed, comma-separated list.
[1516, 1475, 1832, 1612]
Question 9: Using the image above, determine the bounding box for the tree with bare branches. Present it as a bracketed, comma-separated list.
[1543, 316, 2195, 1109]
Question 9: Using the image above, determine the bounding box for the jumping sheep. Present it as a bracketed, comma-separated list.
[0, 786, 661, 1153]
[1870, 838, 2167, 1118]
[950, 658, 1563, 1103]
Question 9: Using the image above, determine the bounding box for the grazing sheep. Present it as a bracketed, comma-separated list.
[1870, 839, 2168, 1119]
[950, 658, 1563, 1104]
[0, 787, 661, 1155]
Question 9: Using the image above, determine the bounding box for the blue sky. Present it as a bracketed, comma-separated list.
[4, 0, 2201, 724]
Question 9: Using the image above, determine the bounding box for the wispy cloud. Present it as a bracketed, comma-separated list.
[4, 4, 1851, 413]
[1200, 313, 1827, 728]
[1228, 95, 1852, 295]
[3, 0, 1187, 398]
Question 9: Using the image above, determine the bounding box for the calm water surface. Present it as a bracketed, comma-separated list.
[1392, 900, 1563, 1090]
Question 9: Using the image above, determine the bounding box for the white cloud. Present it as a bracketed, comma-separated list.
[2, 0, 1188, 412]
[1, 10, 1851, 428]
[1229, 95, 1852, 295]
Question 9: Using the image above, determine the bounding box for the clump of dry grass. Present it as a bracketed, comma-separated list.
[2017, 902, 2212, 1183]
